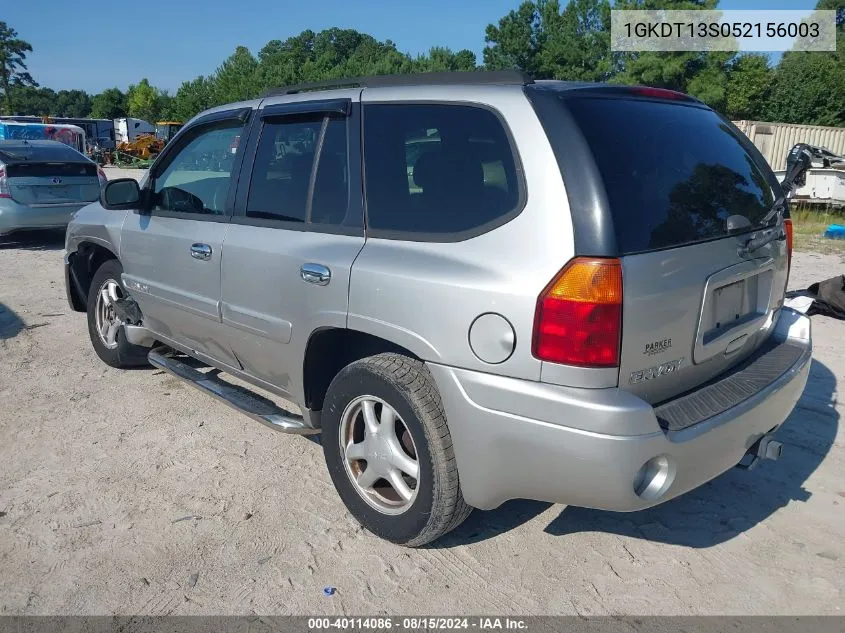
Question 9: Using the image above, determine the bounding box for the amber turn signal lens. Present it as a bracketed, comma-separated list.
[544, 258, 623, 304]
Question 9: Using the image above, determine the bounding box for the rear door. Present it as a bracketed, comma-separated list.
[220, 93, 365, 398]
[120, 108, 251, 365]
[534, 89, 788, 404]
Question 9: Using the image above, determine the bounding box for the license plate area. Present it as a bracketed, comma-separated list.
[694, 259, 775, 364]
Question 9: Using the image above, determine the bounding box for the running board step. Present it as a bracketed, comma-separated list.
[148, 347, 319, 435]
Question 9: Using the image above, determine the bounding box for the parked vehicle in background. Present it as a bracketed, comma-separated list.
[64, 71, 812, 547]
[114, 118, 154, 144]
[0, 121, 86, 154]
[0, 116, 116, 151]
[155, 121, 184, 144]
[0, 140, 107, 237]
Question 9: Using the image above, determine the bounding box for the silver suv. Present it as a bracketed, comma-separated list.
[65, 71, 812, 546]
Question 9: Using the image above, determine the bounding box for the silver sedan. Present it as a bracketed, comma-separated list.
[0, 140, 106, 236]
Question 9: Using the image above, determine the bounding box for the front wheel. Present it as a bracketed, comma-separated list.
[322, 353, 472, 546]
[86, 259, 149, 368]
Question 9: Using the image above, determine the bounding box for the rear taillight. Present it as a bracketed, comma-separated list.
[0, 167, 10, 198]
[532, 257, 623, 368]
[97, 167, 108, 188]
[784, 218, 793, 270]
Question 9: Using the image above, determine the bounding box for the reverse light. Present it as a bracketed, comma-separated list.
[97, 166, 108, 189]
[532, 257, 623, 368]
[0, 167, 10, 198]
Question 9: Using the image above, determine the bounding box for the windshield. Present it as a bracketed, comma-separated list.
[564, 97, 776, 254]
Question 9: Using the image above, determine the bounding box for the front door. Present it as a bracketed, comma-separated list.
[120, 111, 250, 364]
[220, 94, 365, 401]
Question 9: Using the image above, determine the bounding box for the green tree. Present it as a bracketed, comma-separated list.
[55, 89, 92, 117]
[611, 0, 733, 110]
[416, 47, 477, 72]
[213, 46, 259, 104]
[483, 1, 543, 74]
[0, 21, 37, 115]
[483, 0, 614, 82]
[538, 0, 613, 81]
[724, 54, 772, 120]
[169, 76, 214, 121]
[765, 0, 845, 125]
[91, 87, 127, 119]
[127, 78, 163, 122]
[6, 85, 54, 115]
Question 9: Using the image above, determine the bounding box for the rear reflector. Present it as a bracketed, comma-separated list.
[532, 257, 623, 368]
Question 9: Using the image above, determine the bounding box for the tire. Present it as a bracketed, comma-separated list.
[86, 259, 150, 368]
[322, 353, 472, 546]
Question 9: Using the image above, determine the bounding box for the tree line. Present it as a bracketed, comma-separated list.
[1, 0, 843, 127]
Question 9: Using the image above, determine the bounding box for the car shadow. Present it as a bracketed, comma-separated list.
[0, 229, 66, 251]
[432, 358, 837, 549]
[0, 303, 24, 339]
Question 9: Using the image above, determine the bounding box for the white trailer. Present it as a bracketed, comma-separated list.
[114, 118, 154, 144]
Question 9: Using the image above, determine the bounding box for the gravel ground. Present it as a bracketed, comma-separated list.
[0, 223, 843, 615]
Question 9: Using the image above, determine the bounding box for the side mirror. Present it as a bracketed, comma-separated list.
[101, 178, 141, 209]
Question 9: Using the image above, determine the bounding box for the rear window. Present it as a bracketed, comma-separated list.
[564, 97, 776, 254]
[6, 162, 97, 178]
[0, 142, 86, 163]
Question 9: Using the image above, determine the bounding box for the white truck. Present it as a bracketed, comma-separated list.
[114, 118, 154, 144]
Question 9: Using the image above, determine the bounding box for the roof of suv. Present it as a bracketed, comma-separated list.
[257, 71, 699, 105]
[259, 70, 534, 97]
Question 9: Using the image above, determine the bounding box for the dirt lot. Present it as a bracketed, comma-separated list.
[0, 217, 843, 614]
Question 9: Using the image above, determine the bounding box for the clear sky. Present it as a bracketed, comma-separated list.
[5, 0, 819, 94]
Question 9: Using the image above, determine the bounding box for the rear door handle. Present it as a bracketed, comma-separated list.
[190, 243, 212, 261]
[300, 263, 331, 286]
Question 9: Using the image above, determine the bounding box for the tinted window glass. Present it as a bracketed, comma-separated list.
[311, 118, 350, 225]
[364, 104, 520, 235]
[247, 118, 322, 223]
[153, 121, 243, 215]
[564, 98, 775, 254]
[6, 162, 96, 178]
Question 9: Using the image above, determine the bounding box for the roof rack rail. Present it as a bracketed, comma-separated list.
[261, 70, 533, 97]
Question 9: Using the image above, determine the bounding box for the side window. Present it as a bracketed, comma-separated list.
[246, 115, 349, 225]
[364, 104, 521, 236]
[153, 121, 244, 216]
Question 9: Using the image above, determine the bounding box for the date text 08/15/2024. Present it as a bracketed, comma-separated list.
[307, 617, 528, 631]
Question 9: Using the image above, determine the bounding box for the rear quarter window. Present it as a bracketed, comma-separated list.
[363, 103, 523, 239]
[563, 97, 776, 254]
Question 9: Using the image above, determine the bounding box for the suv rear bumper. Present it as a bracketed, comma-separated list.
[428, 308, 812, 511]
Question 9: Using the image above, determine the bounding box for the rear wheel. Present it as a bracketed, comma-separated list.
[86, 259, 149, 368]
[322, 353, 472, 546]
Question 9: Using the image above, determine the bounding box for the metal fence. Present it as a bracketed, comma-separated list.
[732, 120, 845, 171]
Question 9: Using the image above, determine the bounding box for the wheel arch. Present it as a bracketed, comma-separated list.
[303, 328, 422, 413]
[67, 241, 120, 311]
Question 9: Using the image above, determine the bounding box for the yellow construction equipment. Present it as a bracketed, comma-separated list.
[155, 121, 183, 144]
[115, 134, 165, 161]
[111, 121, 183, 166]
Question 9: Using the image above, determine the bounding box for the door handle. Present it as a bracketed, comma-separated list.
[300, 263, 331, 286]
[190, 243, 212, 261]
